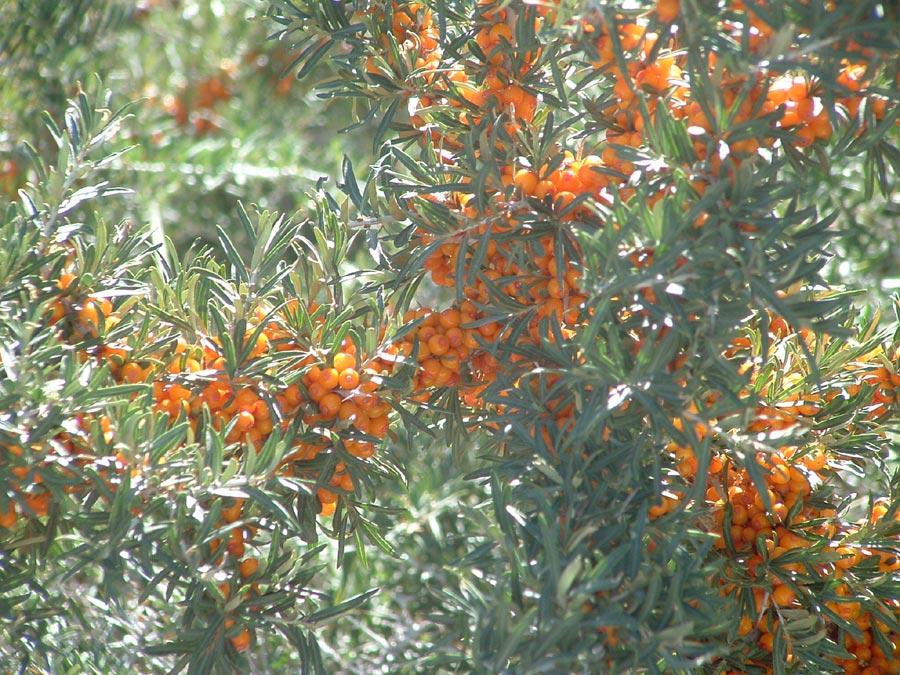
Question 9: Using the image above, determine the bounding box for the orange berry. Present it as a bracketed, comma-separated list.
[871, 502, 888, 523]
[319, 392, 343, 419]
[226, 528, 245, 557]
[442, 327, 463, 349]
[556, 169, 581, 193]
[769, 464, 791, 485]
[730, 504, 749, 526]
[427, 334, 450, 356]
[772, 584, 796, 606]
[317, 487, 338, 504]
[250, 332, 269, 357]
[319, 368, 339, 390]
[338, 473, 354, 492]
[57, 273, 76, 290]
[438, 308, 461, 329]
[234, 410, 255, 433]
[307, 381, 328, 403]
[283, 383, 303, 407]
[218, 581, 231, 600]
[0, 502, 16, 529]
[235, 388, 258, 410]
[305, 364, 323, 384]
[656, 0, 680, 22]
[513, 169, 539, 196]
[836, 546, 862, 569]
[120, 361, 145, 384]
[802, 450, 827, 472]
[252, 399, 271, 421]
[338, 368, 360, 390]
[554, 191, 577, 214]
[221, 499, 244, 524]
[76, 300, 104, 335]
[533, 179, 555, 199]
[229, 627, 251, 652]
[24, 492, 50, 517]
[369, 414, 390, 438]
[338, 400, 360, 421]
[239, 557, 260, 578]
[46, 299, 66, 325]
[333, 352, 356, 373]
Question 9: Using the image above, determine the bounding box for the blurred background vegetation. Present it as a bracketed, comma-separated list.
[0, 0, 374, 256]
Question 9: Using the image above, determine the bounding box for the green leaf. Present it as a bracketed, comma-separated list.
[302, 588, 378, 626]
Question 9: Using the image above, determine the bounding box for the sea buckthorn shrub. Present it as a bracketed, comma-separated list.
[2, 1, 900, 674]
[0, 89, 399, 674]
[265, 0, 900, 672]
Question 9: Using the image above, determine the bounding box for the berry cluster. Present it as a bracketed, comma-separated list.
[156, 62, 235, 137]
[366, 0, 898, 425]
[377, 303, 501, 406]
[648, 312, 900, 674]
[3, 268, 398, 651]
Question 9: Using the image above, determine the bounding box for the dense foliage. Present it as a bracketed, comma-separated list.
[2, 1, 900, 674]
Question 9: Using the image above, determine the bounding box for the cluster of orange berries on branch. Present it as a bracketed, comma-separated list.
[144, 40, 312, 144]
[370, 0, 898, 428]
[156, 61, 236, 138]
[286, 0, 899, 457]
[1, 413, 131, 531]
[363, 2, 441, 81]
[202, 496, 266, 654]
[581, 4, 898, 201]
[0, 266, 144, 530]
[45, 272, 118, 341]
[12, 265, 399, 533]
[119, 308, 392, 518]
[703, 450, 900, 674]
[353, 0, 897, 436]
[642, 306, 900, 673]
[418, 189, 585, 312]
[377, 303, 502, 407]
[590, 17, 685, 129]
[728, 0, 899, 65]
[836, 62, 892, 126]
[224, 617, 252, 653]
[4, 260, 416, 655]
[765, 75, 836, 147]
[384, 0, 547, 156]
